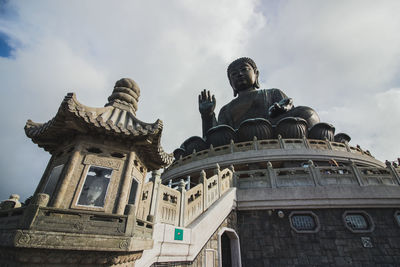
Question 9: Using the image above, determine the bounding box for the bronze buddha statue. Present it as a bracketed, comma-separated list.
[198, 57, 320, 137]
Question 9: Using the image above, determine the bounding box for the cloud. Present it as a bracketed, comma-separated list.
[0, 0, 399, 202]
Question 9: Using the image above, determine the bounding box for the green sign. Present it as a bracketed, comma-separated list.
[174, 228, 183, 241]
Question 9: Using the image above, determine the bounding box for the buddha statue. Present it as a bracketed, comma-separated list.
[199, 57, 320, 137]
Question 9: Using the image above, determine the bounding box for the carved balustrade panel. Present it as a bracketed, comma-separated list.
[359, 167, 396, 185]
[156, 184, 180, 225]
[136, 182, 153, 221]
[275, 167, 314, 187]
[184, 183, 203, 226]
[283, 139, 306, 149]
[318, 166, 357, 185]
[308, 140, 329, 150]
[219, 169, 233, 195]
[30, 207, 128, 235]
[330, 142, 348, 152]
[349, 146, 363, 155]
[257, 140, 280, 149]
[235, 170, 271, 188]
[205, 174, 219, 209]
[234, 141, 253, 152]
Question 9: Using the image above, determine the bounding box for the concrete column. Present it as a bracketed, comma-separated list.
[53, 145, 81, 208]
[116, 151, 135, 215]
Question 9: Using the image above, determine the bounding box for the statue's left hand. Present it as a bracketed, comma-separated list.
[269, 98, 293, 117]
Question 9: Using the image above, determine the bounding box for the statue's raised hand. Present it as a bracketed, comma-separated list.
[199, 89, 216, 116]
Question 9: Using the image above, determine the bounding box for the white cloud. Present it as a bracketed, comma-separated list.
[0, 0, 399, 201]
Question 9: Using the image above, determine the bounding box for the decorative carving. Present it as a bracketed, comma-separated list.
[84, 154, 121, 170]
[119, 240, 129, 249]
[15, 231, 31, 245]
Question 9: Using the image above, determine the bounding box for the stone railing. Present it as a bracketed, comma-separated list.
[169, 137, 372, 170]
[235, 160, 400, 189]
[138, 166, 233, 227]
[0, 195, 153, 239]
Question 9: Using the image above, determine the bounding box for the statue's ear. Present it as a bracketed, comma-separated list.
[254, 69, 260, 89]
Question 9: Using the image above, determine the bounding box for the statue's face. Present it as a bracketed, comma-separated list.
[229, 62, 258, 92]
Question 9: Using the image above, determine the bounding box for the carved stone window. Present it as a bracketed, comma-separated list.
[289, 211, 320, 233]
[43, 165, 64, 197]
[343, 211, 374, 233]
[128, 177, 139, 205]
[77, 166, 112, 208]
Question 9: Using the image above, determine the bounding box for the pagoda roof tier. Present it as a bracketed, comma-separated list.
[25, 92, 173, 170]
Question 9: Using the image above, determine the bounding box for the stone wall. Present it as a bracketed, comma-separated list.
[152, 211, 238, 267]
[238, 208, 400, 266]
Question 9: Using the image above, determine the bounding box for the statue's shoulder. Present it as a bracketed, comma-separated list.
[260, 88, 284, 94]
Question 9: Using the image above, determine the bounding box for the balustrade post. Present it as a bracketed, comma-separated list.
[385, 161, 400, 185]
[178, 179, 186, 227]
[278, 135, 285, 149]
[125, 204, 136, 236]
[307, 160, 321, 186]
[344, 142, 352, 152]
[230, 139, 235, 153]
[214, 164, 222, 197]
[199, 170, 207, 211]
[229, 165, 235, 188]
[325, 138, 333, 150]
[253, 136, 258, 150]
[349, 160, 365, 186]
[267, 161, 277, 188]
[147, 170, 161, 222]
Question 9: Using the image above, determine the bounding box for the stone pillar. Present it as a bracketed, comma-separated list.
[178, 179, 186, 227]
[147, 170, 161, 222]
[53, 146, 81, 208]
[116, 152, 135, 215]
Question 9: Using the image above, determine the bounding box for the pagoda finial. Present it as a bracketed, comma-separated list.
[106, 78, 140, 113]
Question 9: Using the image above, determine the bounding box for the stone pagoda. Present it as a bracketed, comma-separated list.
[0, 78, 173, 266]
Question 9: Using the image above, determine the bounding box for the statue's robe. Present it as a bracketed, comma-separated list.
[217, 88, 319, 129]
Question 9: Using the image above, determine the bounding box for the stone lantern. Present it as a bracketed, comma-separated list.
[0, 78, 173, 266]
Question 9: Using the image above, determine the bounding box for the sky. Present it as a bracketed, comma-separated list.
[0, 0, 400, 202]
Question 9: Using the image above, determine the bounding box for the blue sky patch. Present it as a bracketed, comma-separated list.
[0, 32, 12, 58]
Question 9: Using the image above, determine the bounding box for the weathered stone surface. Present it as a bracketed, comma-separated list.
[238, 208, 400, 266]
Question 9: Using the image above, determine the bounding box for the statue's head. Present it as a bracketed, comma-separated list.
[227, 57, 260, 97]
